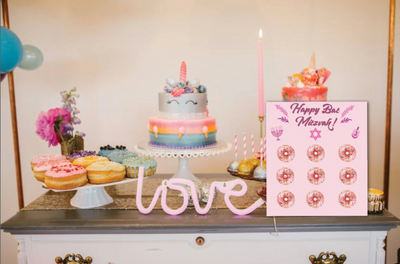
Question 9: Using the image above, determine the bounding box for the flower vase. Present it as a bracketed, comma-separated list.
[60, 135, 84, 156]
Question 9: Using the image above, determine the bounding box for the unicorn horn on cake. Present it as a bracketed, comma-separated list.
[178, 127, 185, 140]
[203, 126, 208, 138]
[308, 52, 316, 70]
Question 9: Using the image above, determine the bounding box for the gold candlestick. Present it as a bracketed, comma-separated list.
[259, 116, 265, 139]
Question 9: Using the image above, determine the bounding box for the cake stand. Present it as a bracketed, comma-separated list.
[134, 140, 232, 182]
[43, 178, 137, 209]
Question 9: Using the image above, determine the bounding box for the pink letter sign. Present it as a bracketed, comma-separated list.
[266, 102, 367, 216]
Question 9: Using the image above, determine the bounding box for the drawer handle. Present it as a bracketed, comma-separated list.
[309, 252, 347, 264]
[196, 236, 205, 246]
[55, 254, 93, 264]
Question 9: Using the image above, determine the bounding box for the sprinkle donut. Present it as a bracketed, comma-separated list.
[276, 167, 294, 185]
[307, 144, 325, 162]
[339, 190, 357, 208]
[277, 145, 295, 163]
[306, 190, 324, 208]
[277, 190, 295, 208]
[307, 167, 325, 185]
[338, 144, 356, 162]
[339, 167, 357, 185]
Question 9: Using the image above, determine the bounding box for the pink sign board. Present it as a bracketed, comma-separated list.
[266, 102, 367, 216]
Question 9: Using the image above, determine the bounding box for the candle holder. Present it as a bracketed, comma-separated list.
[258, 116, 264, 143]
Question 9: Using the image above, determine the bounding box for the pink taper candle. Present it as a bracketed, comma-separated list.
[258, 29, 264, 117]
[180, 61, 187, 82]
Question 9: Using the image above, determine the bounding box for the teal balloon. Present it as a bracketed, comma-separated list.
[1, 27, 23, 73]
[18, 45, 44, 71]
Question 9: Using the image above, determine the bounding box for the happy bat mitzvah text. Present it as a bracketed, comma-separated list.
[290, 103, 339, 131]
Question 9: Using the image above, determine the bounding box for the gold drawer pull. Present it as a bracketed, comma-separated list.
[309, 252, 347, 264]
[196, 236, 205, 246]
[55, 254, 93, 264]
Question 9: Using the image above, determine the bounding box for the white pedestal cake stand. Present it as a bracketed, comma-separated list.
[134, 140, 232, 183]
[43, 178, 137, 209]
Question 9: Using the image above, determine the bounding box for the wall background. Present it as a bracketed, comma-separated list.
[1, 0, 399, 263]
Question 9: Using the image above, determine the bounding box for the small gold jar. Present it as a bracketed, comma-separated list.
[368, 188, 385, 214]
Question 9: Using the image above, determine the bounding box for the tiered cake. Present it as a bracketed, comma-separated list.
[148, 62, 217, 149]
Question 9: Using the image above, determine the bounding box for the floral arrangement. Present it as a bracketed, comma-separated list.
[163, 77, 207, 97]
[36, 88, 85, 147]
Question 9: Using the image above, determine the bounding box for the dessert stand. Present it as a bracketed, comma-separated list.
[43, 178, 137, 209]
[134, 140, 232, 183]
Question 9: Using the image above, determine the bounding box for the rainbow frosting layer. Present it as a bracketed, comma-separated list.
[148, 116, 217, 148]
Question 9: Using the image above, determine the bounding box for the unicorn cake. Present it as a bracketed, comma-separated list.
[148, 62, 217, 149]
[282, 53, 331, 102]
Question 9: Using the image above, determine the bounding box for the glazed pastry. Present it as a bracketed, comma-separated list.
[33, 159, 71, 182]
[338, 190, 357, 208]
[86, 161, 126, 184]
[338, 144, 356, 162]
[30, 154, 67, 170]
[72, 156, 109, 169]
[277, 190, 295, 208]
[306, 190, 324, 208]
[107, 150, 137, 164]
[339, 167, 357, 185]
[277, 145, 295, 163]
[122, 156, 157, 178]
[307, 144, 325, 162]
[98, 145, 127, 157]
[66, 150, 97, 163]
[44, 164, 87, 190]
[276, 167, 294, 185]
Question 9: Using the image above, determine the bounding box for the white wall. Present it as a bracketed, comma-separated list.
[1, 0, 399, 263]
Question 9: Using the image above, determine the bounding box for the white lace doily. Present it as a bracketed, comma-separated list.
[134, 140, 232, 159]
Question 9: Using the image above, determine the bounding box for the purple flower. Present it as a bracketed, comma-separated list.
[72, 116, 81, 125]
[68, 97, 76, 105]
[72, 108, 80, 115]
[76, 131, 85, 137]
[65, 123, 74, 131]
[63, 104, 73, 112]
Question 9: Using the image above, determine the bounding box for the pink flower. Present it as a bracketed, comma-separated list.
[171, 88, 184, 97]
[36, 108, 71, 147]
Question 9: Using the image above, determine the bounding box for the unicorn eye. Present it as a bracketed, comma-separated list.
[167, 100, 179, 104]
[185, 100, 198, 105]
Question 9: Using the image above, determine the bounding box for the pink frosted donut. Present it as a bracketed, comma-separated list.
[339, 167, 357, 185]
[307, 167, 325, 185]
[277, 190, 295, 208]
[338, 190, 357, 208]
[338, 144, 356, 162]
[276, 167, 294, 185]
[306, 190, 324, 208]
[307, 144, 325, 162]
[277, 145, 295, 163]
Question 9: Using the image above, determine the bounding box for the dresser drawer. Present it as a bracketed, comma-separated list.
[18, 231, 386, 264]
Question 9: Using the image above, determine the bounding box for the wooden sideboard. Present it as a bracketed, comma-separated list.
[2, 208, 400, 263]
[2, 174, 400, 264]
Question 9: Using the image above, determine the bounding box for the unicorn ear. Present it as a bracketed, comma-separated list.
[189, 79, 200, 88]
[166, 77, 176, 87]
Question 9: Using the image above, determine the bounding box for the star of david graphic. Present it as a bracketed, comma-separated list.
[310, 128, 322, 141]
